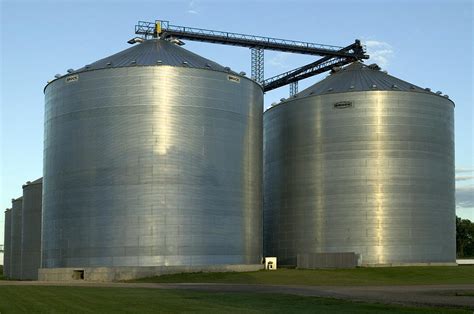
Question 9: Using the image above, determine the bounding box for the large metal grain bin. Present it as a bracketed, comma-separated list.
[10, 197, 23, 279]
[43, 39, 263, 269]
[3, 209, 12, 278]
[264, 62, 455, 266]
[21, 178, 43, 280]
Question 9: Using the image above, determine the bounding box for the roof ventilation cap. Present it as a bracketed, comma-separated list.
[67, 69, 74, 73]
[330, 66, 342, 74]
[368, 63, 381, 70]
[239, 71, 246, 76]
[131, 60, 137, 65]
[436, 91, 442, 95]
[371, 84, 377, 89]
[182, 61, 189, 66]
[106, 62, 112, 66]
[425, 87, 431, 92]
[327, 87, 333, 92]
[224, 66, 231, 72]
[391, 84, 399, 89]
[443, 95, 449, 99]
[349, 85, 355, 89]
[54, 74, 61, 79]
[156, 60, 163, 64]
[280, 98, 286, 102]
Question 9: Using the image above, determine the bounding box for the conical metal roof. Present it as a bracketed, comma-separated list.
[72, 39, 229, 74]
[295, 62, 449, 100]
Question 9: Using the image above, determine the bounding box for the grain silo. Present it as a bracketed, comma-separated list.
[3, 209, 12, 278]
[264, 62, 455, 266]
[21, 178, 43, 280]
[42, 38, 262, 279]
[10, 197, 23, 279]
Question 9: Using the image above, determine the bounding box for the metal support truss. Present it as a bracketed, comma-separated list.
[251, 48, 264, 83]
[133, 20, 369, 90]
[289, 81, 299, 96]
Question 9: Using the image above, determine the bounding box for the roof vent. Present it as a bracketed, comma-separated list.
[331, 66, 342, 74]
[156, 60, 163, 64]
[371, 84, 377, 89]
[424, 87, 431, 92]
[127, 37, 145, 45]
[131, 60, 137, 65]
[239, 71, 246, 76]
[382, 70, 388, 74]
[327, 87, 333, 92]
[436, 91, 442, 95]
[106, 62, 112, 66]
[85, 65, 91, 69]
[349, 85, 355, 89]
[410, 86, 416, 90]
[182, 61, 189, 66]
[280, 98, 286, 102]
[309, 91, 314, 95]
[368, 64, 381, 70]
[224, 67, 231, 72]
[205, 63, 212, 68]
[271, 102, 277, 106]
[443, 95, 449, 99]
[391, 84, 399, 89]
[67, 69, 74, 73]
[54, 74, 61, 79]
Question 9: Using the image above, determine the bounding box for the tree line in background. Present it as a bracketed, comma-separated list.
[457, 216, 474, 258]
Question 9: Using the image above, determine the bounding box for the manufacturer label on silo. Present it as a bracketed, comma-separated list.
[65, 74, 79, 83]
[227, 75, 240, 83]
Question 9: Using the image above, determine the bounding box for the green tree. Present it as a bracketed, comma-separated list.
[456, 216, 474, 258]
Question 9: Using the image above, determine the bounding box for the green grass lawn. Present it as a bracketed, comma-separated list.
[131, 267, 474, 286]
[0, 286, 469, 313]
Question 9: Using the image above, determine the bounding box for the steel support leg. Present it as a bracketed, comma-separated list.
[289, 81, 298, 96]
[251, 48, 264, 84]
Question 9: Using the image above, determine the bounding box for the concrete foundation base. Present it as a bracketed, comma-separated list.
[38, 264, 264, 282]
[361, 262, 458, 267]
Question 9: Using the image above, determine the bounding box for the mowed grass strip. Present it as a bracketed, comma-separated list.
[131, 267, 474, 286]
[0, 286, 469, 313]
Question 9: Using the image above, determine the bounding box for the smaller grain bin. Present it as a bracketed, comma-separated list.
[3, 209, 12, 278]
[21, 178, 43, 280]
[10, 197, 23, 279]
[264, 62, 455, 266]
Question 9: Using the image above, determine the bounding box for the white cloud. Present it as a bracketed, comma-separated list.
[362, 40, 393, 69]
[456, 176, 474, 181]
[456, 168, 474, 173]
[456, 185, 474, 208]
[268, 52, 291, 70]
[187, 0, 199, 14]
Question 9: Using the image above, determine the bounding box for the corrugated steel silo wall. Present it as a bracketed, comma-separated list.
[21, 180, 43, 279]
[10, 198, 23, 279]
[264, 91, 455, 265]
[3, 209, 12, 278]
[43, 66, 263, 267]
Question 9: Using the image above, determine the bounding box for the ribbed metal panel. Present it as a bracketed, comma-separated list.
[3, 209, 12, 278]
[43, 64, 263, 268]
[264, 90, 455, 266]
[21, 178, 43, 280]
[10, 197, 23, 279]
[53, 39, 230, 79]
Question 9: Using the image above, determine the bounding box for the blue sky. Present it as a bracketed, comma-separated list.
[1, 0, 473, 244]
